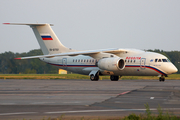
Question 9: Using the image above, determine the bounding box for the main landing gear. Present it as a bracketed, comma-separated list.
[90, 74, 99, 81]
[110, 75, 119, 81]
[90, 74, 120, 81]
[159, 75, 165, 82]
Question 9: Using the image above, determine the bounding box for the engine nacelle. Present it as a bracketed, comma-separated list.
[97, 57, 125, 71]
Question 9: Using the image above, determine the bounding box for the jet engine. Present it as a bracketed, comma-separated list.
[97, 57, 125, 71]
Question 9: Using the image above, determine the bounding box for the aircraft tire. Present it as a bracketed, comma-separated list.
[159, 77, 165, 82]
[162, 77, 165, 82]
[110, 75, 119, 81]
[159, 77, 161, 82]
[94, 76, 99, 81]
[90, 74, 99, 81]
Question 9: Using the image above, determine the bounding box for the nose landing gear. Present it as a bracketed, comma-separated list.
[159, 75, 165, 82]
[110, 75, 119, 81]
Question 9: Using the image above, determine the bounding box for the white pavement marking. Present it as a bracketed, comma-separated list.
[150, 97, 155, 99]
[1, 108, 180, 116]
[0, 112, 38, 116]
[45, 109, 156, 114]
[45, 108, 180, 114]
[30, 102, 55, 104]
[63, 101, 81, 103]
[0, 103, 16, 105]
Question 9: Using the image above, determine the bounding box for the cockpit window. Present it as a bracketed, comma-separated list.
[155, 58, 170, 62]
[162, 59, 168, 62]
[155, 59, 158, 62]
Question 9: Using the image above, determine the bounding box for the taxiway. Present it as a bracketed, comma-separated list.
[0, 79, 180, 120]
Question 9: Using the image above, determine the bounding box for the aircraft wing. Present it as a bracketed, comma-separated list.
[15, 48, 126, 59]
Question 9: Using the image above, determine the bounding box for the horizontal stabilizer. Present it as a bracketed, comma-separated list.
[3, 23, 53, 26]
[3, 22, 72, 55]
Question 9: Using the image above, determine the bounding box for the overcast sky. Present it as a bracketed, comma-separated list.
[1, 0, 180, 54]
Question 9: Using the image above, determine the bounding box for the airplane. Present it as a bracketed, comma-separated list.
[3, 23, 178, 81]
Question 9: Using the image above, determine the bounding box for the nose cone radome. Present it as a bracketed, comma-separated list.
[167, 64, 178, 74]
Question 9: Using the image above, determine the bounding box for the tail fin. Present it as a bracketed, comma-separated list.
[4, 23, 73, 55]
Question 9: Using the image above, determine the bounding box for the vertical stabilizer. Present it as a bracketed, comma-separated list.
[4, 23, 72, 55]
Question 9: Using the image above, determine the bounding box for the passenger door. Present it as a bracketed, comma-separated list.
[62, 58, 67, 68]
[140, 58, 146, 69]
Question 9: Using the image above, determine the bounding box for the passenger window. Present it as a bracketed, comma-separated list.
[158, 59, 162, 62]
[89, 60, 91, 62]
[81, 60, 83, 62]
[155, 59, 158, 62]
[92, 60, 94, 62]
[73, 59, 74, 62]
[131, 60, 132, 62]
[87, 60, 88, 62]
[134, 60, 136, 63]
[125, 60, 127, 62]
[128, 60, 129, 63]
[84, 60, 86, 62]
[110, 55, 114, 57]
[78, 59, 80, 62]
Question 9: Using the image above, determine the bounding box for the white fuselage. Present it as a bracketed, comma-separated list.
[40, 49, 177, 77]
[5, 23, 177, 80]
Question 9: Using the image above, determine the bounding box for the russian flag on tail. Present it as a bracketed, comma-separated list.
[41, 34, 53, 40]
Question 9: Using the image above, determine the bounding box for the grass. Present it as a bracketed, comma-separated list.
[121, 103, 179, 120]
[0, 74, 180, 80]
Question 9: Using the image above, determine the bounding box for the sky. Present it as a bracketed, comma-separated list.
[1, 0, 180, 54]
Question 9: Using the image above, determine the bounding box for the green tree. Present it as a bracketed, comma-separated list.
[0, 49, 58, 74]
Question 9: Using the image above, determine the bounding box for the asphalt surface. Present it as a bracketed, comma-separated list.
[0, 79, 180, 120]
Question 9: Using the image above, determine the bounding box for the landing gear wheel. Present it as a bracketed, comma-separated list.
[110, 75, 119, 81]
[159, 76, 165, 82]
[159, 77, 161, 82]
[90, 74, 99, 81]
[90, 74, 95, 81]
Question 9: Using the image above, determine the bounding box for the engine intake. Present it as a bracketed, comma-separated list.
[97, 57, 125, 71]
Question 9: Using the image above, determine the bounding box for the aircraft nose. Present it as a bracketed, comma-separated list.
[168, 64, 178, 74]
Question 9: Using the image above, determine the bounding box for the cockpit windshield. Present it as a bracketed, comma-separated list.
[155, 58, 170, 62]
[162, 59, 167, 62]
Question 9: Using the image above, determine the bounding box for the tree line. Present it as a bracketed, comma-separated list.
[0, 49, 58, 74]
[0, 49, 180, 74]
